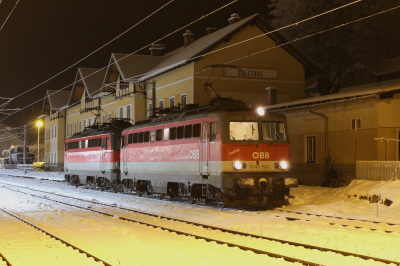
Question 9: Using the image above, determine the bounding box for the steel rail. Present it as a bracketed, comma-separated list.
[0, 207, 112, 266]
[2, 184, 400, 266]
[0, 252, 12, 266]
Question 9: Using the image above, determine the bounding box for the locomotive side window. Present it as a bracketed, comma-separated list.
[193, 123, 201, 138]
[96, 138, 102, 147]
[133, 133, 138, 143]
[229, 122, 259, 141]
[102, 137, 109, 150]
[184, 125, 192, 138]
[170, 127, 176, 140]
[177, 126, 184, 139]
[144, 131, 150, 142]
[138, 132, 144, 143]
[150, 130, 156, 142]
[163, 128, 169, 141]
[156, 129, 162, 141]
[210, 122, 217, 141]
[262, 122, 286, 141]
[202, 123, 208, 142]
[128, 133, 133, 144]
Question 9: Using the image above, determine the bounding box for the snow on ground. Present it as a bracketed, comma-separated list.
[1, 169, 400, 265]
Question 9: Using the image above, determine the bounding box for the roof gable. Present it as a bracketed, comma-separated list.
[139, 13, 323, 81]
[69, 68, 105, 105]
[42, 90, 71, 114]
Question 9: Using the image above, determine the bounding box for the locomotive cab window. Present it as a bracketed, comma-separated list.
[102, 137, 109, 150]
[202, 122, 208, 142]
[229, 122, 259, 141]
[128, 133, 133, 144]
[114, 137, 121, 151]
[262, 122, 286, 141]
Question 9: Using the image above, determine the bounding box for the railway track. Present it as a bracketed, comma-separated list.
[0, 207, 110, 266]
[1, 183, 399, 266]
[273, 208, 400, 233]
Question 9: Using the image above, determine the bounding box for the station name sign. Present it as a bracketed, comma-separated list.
[225, 68, 277, 79]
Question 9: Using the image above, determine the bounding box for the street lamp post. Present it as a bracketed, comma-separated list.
[36, 121, 43, 162]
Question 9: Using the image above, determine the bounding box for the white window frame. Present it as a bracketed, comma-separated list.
[148, 102, 153, 117]
[169, 96, 175, 107]
[180, 93, 187, 108]
[108, 113, 111, 122]
[79, 121, 81, 132]
[158, 99, 164, 109]
[119, 107, 124, 119]
[304, 134, 317, 163]
[102, 114, 105, 124]
[88, 118, 91, 126]
[66, 124, 69, 138]
[70, 123, 73, 136]
[55, 125, 57, 138]
[74, 122, 77, 134]
[126, 105, 131, 120]
[83, 120, 86, 129]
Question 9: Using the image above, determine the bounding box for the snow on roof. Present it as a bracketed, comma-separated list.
[267, 83, 400, 111]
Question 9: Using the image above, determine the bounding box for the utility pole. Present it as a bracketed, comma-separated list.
[23, 125, 27, 169]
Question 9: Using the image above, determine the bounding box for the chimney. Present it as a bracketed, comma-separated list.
[149, 43, 166, 56]
[206, 27, 216, 35]
[183, 30, 194, 47]
[266, 87, 278, 105]
[228, 13, 241, 25]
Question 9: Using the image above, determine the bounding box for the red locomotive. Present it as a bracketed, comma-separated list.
[120, 98, 296, 208]
[64, 98, 297, 208]
[64, 119, 132, 190]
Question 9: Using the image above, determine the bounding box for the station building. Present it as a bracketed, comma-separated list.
[41, 13, 322, 171]
[268, 56, 400, 186]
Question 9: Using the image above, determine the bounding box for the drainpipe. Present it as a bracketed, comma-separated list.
[309, 110, 328, 169]
[151, 81, 156, 118]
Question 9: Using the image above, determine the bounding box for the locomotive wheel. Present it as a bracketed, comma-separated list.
[187, 197, 196, 204]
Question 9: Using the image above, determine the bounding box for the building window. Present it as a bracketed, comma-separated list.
[306, 136, 317, 163]
[55, 125, 57, 137]
[148, 102, 153, 117]
[70, 123, 73, 136]
[180, 93, 187, 108]
[88, 118, 91, 126]
[169, 96, 175, 107]
[79, 121, 81, 132]
[119, 107, 124, 118]
[66, 124, 69, 137]
[351, 118, 361, 130]
[114, 111, 116, 119]
[74, 122, 77, 134]
[108, 113, 111, 122]
[126, 105, 131, 120]
[102, 114, 105, 124]
[158, 99, 164, 109]
[83, 120, 86, 129]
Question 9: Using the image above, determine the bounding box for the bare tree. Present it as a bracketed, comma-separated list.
[269, 0, 400, 94]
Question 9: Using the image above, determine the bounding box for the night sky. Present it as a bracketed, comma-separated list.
[0, 0, 270, 128]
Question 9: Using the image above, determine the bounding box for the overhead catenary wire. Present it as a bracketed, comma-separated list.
[0, 0, 20, 33]
[0, 0, 239, 123]
[5, 1, 398, 127]
[4, 0, 175, 105]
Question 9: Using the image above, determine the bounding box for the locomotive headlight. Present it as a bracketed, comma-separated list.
[280, 161, 288, 170]
[257, 107, 265, 116]
[233, 161, 246, 170]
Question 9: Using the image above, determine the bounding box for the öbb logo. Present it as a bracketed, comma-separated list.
[252, 152, 269, 159]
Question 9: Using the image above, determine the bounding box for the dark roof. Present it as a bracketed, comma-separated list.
[46, 90, 71, 110]
[364, 56, 400, 76]
[111, 53, 165, 81]
[138, 13, 323, 81]
[79, 68, 107, 97]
